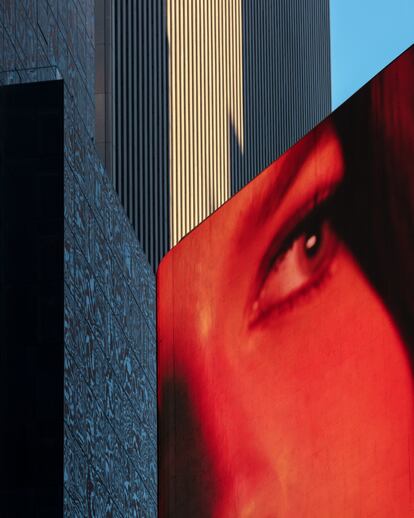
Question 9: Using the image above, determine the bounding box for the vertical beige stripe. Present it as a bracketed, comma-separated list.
[167, 0, 244, 246]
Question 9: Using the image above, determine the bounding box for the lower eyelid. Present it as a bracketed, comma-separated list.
[276, 261, 334, 315]
[249, 238, 341, 328]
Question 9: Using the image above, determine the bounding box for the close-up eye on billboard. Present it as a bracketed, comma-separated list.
[157, 44, 414, 517]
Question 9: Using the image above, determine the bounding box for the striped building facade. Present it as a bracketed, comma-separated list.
[99, 0, 331, 269]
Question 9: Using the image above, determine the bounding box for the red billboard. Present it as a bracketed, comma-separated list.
[157, 46, 414, 517]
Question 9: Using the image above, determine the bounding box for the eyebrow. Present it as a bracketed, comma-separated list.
[236, 129, 321, 250]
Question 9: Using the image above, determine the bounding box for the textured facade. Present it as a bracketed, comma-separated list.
[109, 0, 331, 267]
[0, 1, 157, 515]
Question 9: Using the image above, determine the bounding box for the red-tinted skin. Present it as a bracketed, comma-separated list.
[158, 120, 414, 517]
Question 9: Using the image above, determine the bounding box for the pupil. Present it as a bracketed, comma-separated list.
[304, 227, 321, 258]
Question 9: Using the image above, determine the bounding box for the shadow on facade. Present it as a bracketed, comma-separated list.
[230, 0, 331, 195]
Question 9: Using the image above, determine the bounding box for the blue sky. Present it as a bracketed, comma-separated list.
[330, 0, 414, 108]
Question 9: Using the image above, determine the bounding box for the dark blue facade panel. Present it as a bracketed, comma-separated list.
[0, 80, 64, 517]
[0, 0, 157, 515]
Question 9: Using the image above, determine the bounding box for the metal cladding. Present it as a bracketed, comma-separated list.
[110, 0, 331, 268]
[112, 0, 170, 270]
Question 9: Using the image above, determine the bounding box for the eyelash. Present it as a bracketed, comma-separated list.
[271, 185, 339, 265]
[272, 195, 334, 266]
[249, 184, 341, 326]
[263, 254, 334, 317]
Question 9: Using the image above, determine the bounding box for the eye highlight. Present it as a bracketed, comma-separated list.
[250, 190, 341, 325]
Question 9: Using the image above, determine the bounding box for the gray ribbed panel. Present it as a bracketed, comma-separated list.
[231, 0, 332, 193]
[95, 0, 113, 175]
[112, 0, 169, 270]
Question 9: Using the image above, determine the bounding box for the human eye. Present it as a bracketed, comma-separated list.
[250, 186, 341, 325]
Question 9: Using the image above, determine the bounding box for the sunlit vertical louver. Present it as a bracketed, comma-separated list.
[167, 0, 244, 246]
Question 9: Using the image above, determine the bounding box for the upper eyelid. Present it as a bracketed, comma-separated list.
[272, 195, 334, 265]
[262, 184, 340, 274]
[247, 181, 343, 318]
